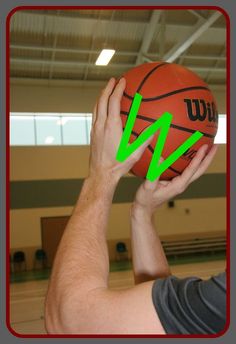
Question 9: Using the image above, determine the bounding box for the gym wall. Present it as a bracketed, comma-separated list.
[10, 82, 226, 113]
[10, 83, 227, 268]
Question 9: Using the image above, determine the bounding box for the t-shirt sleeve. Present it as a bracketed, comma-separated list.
[152, 272, 226, 334]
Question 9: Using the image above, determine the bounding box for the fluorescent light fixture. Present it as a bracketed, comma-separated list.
[214, 114, 227, 144]
[95, 49, 115, 66]
[45, 136, 55, 144]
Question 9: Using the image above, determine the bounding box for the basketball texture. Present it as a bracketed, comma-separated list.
[120, 62, 218, 180]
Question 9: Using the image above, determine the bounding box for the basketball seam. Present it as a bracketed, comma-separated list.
[121, 111, 215, 139]
[122, 63, 212, 177]
[136, 62, 168, 93]
[126, 128, 181, 176]
[124, 85, 211, 102]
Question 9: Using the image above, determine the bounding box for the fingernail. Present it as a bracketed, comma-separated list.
[202, 144, 208, 151]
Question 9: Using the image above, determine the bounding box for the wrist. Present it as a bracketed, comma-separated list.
[88, 169, 120, 189]
[130, 202, 154, 222]
[85, 171, 119, 197]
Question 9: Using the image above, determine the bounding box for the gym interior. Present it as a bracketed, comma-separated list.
[9, 8, 227, 335]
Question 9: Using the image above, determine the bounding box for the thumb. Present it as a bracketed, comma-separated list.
[143, 178, 159, 191]
[144, 156, 164, 189]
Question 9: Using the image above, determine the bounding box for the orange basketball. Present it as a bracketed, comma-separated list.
[120, 62, 218, 180]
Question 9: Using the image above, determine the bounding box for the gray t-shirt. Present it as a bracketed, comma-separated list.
[152, 272, 226, 334]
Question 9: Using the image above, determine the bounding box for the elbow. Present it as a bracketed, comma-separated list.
[156, 267, 172, 280]
[44, 290, 75, 334]
[45, 287, 90, 334]
[134, 268, 171, 284]
[162, 267, 172, 278]
[44, 292, 63, 334]
[44, 309, 59, 334]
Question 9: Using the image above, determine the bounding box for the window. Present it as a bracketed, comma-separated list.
[35, 115, 61, 145]
[62, 116, 88, 145]
[10, 114, 35, 145]
[214, 115, 227, 144]
[10, 113, 93, 146]
[9, 113, 227, 146]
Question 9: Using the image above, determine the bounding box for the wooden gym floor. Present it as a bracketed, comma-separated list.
[9, 259, 226, 335]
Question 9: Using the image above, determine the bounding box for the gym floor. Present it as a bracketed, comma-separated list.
[10, 259, 226, 335]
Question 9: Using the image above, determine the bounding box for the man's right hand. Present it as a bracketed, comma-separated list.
[132, 144, 218, 217]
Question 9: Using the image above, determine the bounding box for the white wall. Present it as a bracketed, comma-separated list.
[10, 82, 226, 114]
[10, 145, 226, 249]
[10, 83, 102, 113]
[9, 81, 227, 267]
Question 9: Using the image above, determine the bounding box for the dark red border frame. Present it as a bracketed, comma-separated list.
[6, 5, 230, 339]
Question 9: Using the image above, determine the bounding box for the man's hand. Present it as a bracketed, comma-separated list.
[132, 144, 218, 217]
[130, 144, 218, 284]
[88, 77, 153, 184]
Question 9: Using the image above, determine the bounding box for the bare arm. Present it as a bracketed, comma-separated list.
[130, 204, 170, 284]
[130, 144, 218, 284]
[44, 78, 163, 334]
[45, 76, 218, 334]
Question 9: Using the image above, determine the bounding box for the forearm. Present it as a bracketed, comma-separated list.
[45, 175, 117, 332]
[130, 205, 171, 284]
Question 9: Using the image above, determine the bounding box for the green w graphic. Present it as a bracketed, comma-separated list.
[116, 93, 203, 181]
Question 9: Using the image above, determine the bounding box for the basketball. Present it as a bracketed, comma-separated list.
[120, 62, 218, 180]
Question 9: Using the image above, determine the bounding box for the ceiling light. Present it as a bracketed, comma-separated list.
[95, 49, 115, 66]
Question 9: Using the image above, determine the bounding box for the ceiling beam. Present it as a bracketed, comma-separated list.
[16, 10, 225, 29]
[11, 11, 225, 43]
[40, 13, 49, 78]
[205, 45, 226, 83]
[188, 10, 205, 20]
[10, 44, 226, 62]
[11, 57, 226, 74]
[135, 10, 162, 65]
[190, 66, 225, 73]
[10, 44, 136, 57]
[178, 54, 226, 61]
[49, 10, 60, 80]
[18, 10, 150, 25]
[164, 11, 222, 63]
[142, 56, 225, 73]
[11, 57, 134, 70]
[159, 11, 166, 59]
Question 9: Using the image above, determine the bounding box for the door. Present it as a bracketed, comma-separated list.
[41, 216, 70, 267]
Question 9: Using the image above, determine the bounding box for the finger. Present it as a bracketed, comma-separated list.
[182, 144, 208, 178]
[144, 178, 159, 191]
[189, 144, 218, 183]
[92, 101, 98, 126]
[132, 134, 154, 160]
[169, 144, 208, 193]
[158, 180, 169, 186]
[144, 157, 164, 190]
[95, 77, 116, 128]
[125, 134, 154, 170]
[107, 77, 126, 123]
